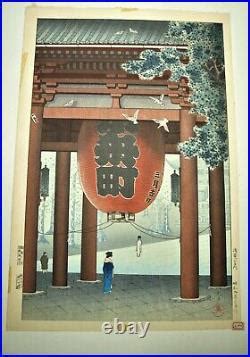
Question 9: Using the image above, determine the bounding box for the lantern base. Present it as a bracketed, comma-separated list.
[107, 212, 135, 223]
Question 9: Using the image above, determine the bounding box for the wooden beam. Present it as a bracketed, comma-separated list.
[209, 164, 227, 286]
[41, 141, 179, 153]
[23, 104, 43, 293]
[40, 76, 181, 86]
[44, 107, 179, 121]
[43, 107, 206, 123]
[52, 152, 71, 287]
[52, 87, 182, 97]
[37, 58, 138, 65]
[165, 144, 179, 154]
[41, 142, 78, 152]
[180, 110, 199, 299]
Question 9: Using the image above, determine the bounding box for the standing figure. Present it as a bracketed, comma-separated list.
[136, 236, 142, 257]
[40, 252, 48, 273]
[103, 251, 114, 294]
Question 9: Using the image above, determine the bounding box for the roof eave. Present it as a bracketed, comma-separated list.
[36, 44, 188, 50]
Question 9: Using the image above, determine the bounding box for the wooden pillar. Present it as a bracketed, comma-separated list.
[52, 152, 71, 286]
[80, 195, 97, 281]
[180, 110, 199, 299]
[209, 164, 227, 286]
[23, 104, 44, 293]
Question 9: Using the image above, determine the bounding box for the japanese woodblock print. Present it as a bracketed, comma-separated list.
[6, 7, 244, 333]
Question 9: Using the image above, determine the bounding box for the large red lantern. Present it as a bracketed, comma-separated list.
[77, 120, 165, 214]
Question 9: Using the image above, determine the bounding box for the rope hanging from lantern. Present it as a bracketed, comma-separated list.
[129, 222, 215, 241]
[38, 220, 231, 239]
[37, 221, 114, 236]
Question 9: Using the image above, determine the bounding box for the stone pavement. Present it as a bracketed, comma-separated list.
[22, 273, 232, 321]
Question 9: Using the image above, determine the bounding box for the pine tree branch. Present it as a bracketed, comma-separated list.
[204, 58, 225, 82]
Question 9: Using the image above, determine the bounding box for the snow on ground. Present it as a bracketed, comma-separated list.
[37, 231, 232, 276]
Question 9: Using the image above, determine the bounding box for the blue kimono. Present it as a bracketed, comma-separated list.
[103, 260, 114, 293]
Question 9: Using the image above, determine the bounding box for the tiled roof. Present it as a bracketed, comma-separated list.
[36, 19, 172, 46]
